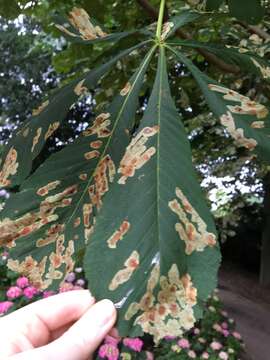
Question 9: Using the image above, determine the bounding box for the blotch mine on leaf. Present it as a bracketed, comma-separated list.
[0, 185, 77, 248]
[107, 220, 130, 248]
[208, 84, 268, 119]
[220, 111, 257, 150]
[31, 127, 42, 153]
[73, 217, 81, 228]
[84, 150, 100, 160]
[251, 58, 270, 79]
[68, 7, 107, 40]
[79, 173, 87, 181]
[125, 263, 197, 343]
[22, 128, 29, 137]
[90, 140, 103, 149]
[120, 82, 132, 96]
[37, 180, 61, 196]
[168, 187, 216, 255]
[83, 113, 111, 138]
[8, 255, 49, 290]
[118, 126, 159, 184]
[32, 100, 49, 116]
[88, 155, 116, 210]
[251, 121, 265, 129]
[74, 79, 88, 96]
[109, 250, 139, 291]
[161, 22, 174, 41]
[44, 122, 60, 140]
[83, 203, 93, 228]
[36, 223, 65, 247]
[0, 147, 18, 187]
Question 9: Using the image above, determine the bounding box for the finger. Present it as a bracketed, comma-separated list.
[0, 290, 94, 355]
[8, 299, 116, 360]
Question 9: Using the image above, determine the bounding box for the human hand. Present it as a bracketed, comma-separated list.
[0, 289, 116, 360]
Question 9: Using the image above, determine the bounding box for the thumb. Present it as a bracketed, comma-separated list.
[9, 299, 117, 360]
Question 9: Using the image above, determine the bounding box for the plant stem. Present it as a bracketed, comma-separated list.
[156, 0, 166, 40]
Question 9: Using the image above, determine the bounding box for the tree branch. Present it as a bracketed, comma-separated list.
[237, 21, 270, 41]
[136, 0, 240, 74]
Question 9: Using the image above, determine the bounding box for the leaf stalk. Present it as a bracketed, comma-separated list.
[156, 0, 166, 41]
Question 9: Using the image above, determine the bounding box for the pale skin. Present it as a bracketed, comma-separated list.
[0, 290, 117, 360]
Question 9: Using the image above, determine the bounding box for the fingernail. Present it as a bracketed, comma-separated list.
[96, 299, 115, 328]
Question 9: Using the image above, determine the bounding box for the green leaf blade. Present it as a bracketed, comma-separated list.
[84, 47, 220, 342]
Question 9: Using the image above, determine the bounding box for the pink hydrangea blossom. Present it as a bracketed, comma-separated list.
[123, 337, 143, 352]
[202, 352, 209, 359]
[65, 272, 76, 283]
[42, 291, 55, 298]
[221, 310, 228, 317]
[219, 351, 229, 360]
[98, 343, 119, 360]
[188, 350, 196, 358]
[0, 301, 13, 314]
[104, 335, 120, 346]
[23, 286, 38, 299]
[6, 286, 22, 299]
[210, 341, 222, 351]
[16, 276, 29, 288]
[76, 279, 85, 287]
[232, 331, 242, 340]
[193, 327, 200, 335]
[178, 338, 190, 349]
[222, 329, 229, 337]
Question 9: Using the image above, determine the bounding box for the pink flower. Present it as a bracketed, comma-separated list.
[42, 291, 55, 298]
[164, 335, 177, 340]
[221, 310, 228, 317]
[23, 286, 38, 299]
[221, 322, 228, 329]
[123, 337, 143, 352]
[219, 351, 229, 360]
[76, 279, 85, 287]
[6, 286, 22, 299]
[0, 301, 13, 314]
[146, 351, 154, 360]
[232, 331, 242, 340]
[178, 338, 190, 349]
[104, 335, 120, 346]
[188, 350, 196, 358]
[193, 327, 200, 335]
[222, 329, 229, 337]
[65, 272, 76, 283]
[98, 343, 119, 360]
[213, 323, 222, 332]
[16, 276, 29, 288]
[210, 341, 222, 351]
[202, 352, 209, 359]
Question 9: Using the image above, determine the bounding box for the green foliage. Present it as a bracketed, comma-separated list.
[206, 0, 265, 24]
[0, 0, 270, 344]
